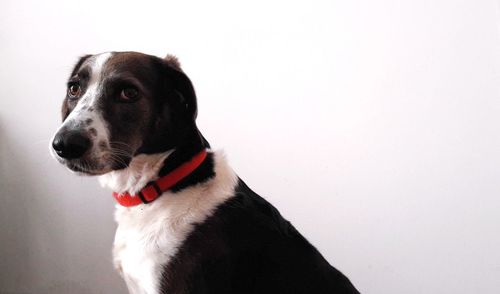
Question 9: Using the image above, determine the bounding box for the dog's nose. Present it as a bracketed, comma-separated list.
[52, 131, 91, 159]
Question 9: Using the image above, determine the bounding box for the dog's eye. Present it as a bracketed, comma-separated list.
[67, 83, 81, 99]
[120, 87, 139, 102]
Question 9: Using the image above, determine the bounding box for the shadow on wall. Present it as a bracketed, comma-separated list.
[0, 117, 110, 294]
[0, 117, 41, 292]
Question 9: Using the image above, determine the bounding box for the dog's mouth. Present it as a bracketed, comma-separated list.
[68, 163, 102, 175]
[53, 151, 131, 176]
[64, 159, 110, 176]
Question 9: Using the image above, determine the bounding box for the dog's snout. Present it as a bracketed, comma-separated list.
[52, 130, 91, 159]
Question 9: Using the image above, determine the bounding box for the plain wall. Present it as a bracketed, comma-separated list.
[1, 0, 499, 293]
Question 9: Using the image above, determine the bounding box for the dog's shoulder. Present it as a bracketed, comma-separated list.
[159, 179, 359, 294]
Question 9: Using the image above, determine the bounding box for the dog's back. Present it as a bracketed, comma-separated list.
[160, 179, 359, 294]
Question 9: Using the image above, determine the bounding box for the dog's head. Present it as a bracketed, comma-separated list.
[51, 52, 200, 175]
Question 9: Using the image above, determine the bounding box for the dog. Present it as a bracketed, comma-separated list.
[51, 52, 360, 294]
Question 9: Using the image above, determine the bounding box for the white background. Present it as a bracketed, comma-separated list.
[1, 0, 499, 293]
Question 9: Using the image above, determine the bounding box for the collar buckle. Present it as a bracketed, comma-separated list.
[138, 181, 162, 204]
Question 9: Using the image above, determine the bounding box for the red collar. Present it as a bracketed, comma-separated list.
[112, 150, 208, 207]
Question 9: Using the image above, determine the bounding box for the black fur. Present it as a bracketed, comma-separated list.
[159, 178, 360, 294]
[168, 151, 215, 193]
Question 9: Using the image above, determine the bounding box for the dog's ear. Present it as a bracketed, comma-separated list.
[161, 56, 198, 121]
[164, 54, 182, 71]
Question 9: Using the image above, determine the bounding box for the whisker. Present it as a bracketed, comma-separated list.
[109, 141, 134, 150]
[107, 150, 132, 159]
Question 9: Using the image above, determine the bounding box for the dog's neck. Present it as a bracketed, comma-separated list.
[99, 133, 214, 196]
[98, 151, 171, 195]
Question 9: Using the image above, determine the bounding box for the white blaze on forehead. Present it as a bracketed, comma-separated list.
[55, 52, 114, 148]
[60, 52, 113, 124]
[73, 52, 113, 114]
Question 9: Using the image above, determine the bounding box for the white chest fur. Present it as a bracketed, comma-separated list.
[99, 151, 237, 294]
